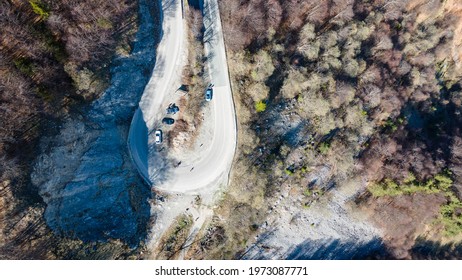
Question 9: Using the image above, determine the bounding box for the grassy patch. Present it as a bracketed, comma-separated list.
[29, 1, 50, 20]
[156, 214, 193, 259]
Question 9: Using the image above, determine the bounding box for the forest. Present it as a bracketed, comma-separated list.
[186, 0, 462, 259]
[0, 0, 139, 258]
[2, 0, 462, 260]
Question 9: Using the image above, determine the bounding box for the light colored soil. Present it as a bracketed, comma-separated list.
[160, 92, 214, 167]
[243, 177, 383, 259]
[146, 183, 222, 259]
[144, 0, 230, 258]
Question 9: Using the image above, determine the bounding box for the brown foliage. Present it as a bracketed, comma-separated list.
[219, 0, 285, 50]
[364, 193, 446, 259]
[0, 0, 137, 166]
[217, 0, 462, 259]
[0, 0, 138, 259]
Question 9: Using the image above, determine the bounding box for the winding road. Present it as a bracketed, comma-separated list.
[128, 0, 236, 193]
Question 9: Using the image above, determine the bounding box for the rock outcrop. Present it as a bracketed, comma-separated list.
[31, 0, 161, 247]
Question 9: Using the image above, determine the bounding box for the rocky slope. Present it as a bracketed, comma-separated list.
[184, 0, 462, 260]
[30, 0, 161, 247]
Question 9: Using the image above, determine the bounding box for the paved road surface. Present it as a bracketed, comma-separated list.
[128, 0, 236, 192]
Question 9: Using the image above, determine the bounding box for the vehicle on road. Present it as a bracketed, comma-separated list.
[167, 103, 179, 114]
[162, 117, 175, 125]
[205, 86, 213, 101]
[155, 129, 162, 144]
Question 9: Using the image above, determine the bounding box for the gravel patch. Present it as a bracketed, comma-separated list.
[243, 178, 384, 259]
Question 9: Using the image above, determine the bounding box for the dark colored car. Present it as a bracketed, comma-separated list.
[167, 103, 179, 114]
[205, 88, 213, 101]
[162, 117, 175, 125]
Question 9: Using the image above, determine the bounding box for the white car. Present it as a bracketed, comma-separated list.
[155, 129, 162, 144]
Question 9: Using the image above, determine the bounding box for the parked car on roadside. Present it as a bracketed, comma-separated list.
[162, 117, 175, 125]
[205, 87, 213, 101]
[166, 103, 179, 114]
[155, 129, 162, 144]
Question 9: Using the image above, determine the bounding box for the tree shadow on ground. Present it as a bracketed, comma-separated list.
[202, 0, 219, 46]
[411, 236, 462, 259]
[285, 238, 390, 260]
[241, 230, 392, 260]
[38, 0, 164, 248]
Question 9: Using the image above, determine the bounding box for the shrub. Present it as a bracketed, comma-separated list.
[434, 173, 453, 191]
[97, 18, 113, 30]
[29, 1, 49, 19]
[343, 58, 360, 78]
[439, 193, 462, 236]
[285, 169, 294, 176]
[299, 95, 331, 118]
[303, 188, 312, 197]
[255, 100, 267, 112]
[382, 118, 399, 132]
[247, 83, 269, 102]
[368, 173, 453, 197]
[299, 23, 316, 42]
[281, 69, 308, 99]
[318, 142, 330, 154]
[299, 40, 320, 61]
[251, 50, 274, 82]
[13, 58, 35, 77]
[344, 105, 368, 130]
[158, 214, 193, 259]
[314, 113, 338, 135]
[321, 31, 338, 49]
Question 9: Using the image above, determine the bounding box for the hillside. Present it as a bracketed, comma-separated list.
[2, 0, 462, 260]
[0, 0, 142, 259]
[185, 0, 462, 259]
